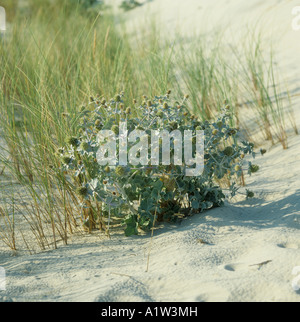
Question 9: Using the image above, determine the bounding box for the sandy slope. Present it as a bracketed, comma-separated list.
[0, 0, 300, 302]
[1, 133, 299, 302]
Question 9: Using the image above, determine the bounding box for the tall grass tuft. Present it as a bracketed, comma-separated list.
[0, 0, 176, 252]
[233, 34, 297, 149]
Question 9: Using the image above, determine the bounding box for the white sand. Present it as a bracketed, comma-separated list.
[0, 0, 300, 302]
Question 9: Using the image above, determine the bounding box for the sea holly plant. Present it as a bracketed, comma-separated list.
[59, 91, 258, 236]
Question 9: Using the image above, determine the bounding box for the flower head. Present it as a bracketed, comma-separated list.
[95, 119, 102, 128]
[111, 125, 119, 135]
[156, 111, 164, 118]
[223, 146, 235, 157]
[234, 165, 241, 172]
[115, 165, 126, 176]
[62, 156, 72, 165]
[66, 136, 79, 147]
[80, 142, 90, 151]
[76, 186, 88, 197]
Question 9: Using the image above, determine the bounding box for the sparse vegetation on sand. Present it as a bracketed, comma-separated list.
[0, 0, 297, 253]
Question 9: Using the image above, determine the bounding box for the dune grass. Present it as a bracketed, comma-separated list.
[0, 0, 298, 253]
[176, 34, 240, 128]
[0, 0, 176, 252]
[233, 35, 293, 149]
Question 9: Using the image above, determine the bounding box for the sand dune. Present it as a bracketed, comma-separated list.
[0, 0, 300, 302]
[1, 133, 299, 302]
